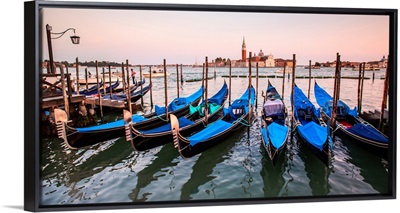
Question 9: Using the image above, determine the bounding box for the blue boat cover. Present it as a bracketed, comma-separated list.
[297, 122, 329, 151]
[314, 83, 358, 117]
[348, 123, 388, 143]
[76, 114, 147, 133]
[229, 86, 255, 119]
[266, 83, 282, 100]
[140, 117, 194, 134]
[155, 86, 204, 115]
[291, 85, 320, 119]
[261, 122, 289, 149]
[207, 82, 228, 106]
[188, 119, 232, 146]
[184, 86, 254, 146]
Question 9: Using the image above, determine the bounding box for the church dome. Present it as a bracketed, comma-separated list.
[258, 49, 264, 57]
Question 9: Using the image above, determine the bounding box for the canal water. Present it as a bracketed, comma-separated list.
[41, 66, 389, 205]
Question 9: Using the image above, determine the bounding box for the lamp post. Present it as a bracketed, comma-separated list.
[46, 24, 80, 74]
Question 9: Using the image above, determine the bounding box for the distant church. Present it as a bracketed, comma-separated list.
[232, 37, 275, 67]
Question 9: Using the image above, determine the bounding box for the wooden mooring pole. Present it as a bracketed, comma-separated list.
[282, 62, 286, 100]
[359, 62, 366, 114]
[229, 61, 232, 106]
[102, 66, 106, 95]
[291, 54, 296, 129]
[308, 60, 312, 99]
[164, 59, 169, 121]
[65, 69, 72, 102]
[379, 56, 389, 130]
[357, 63, 362, 114]
[331, 53, 341, 128]
[180, 64, 183, 85]
[205, 57, 209, 125]
[176, 64, 180, 98]
[202, 63, 205, 101]
[149, 66, 153, 108]
[256, 62, 259, 108]
[121, 62, 126, 93]
[60, 64, 69, 118]
[248, 52, 252, 125]
[85, 67, 88, 91]
[125, 61, 132, 113]
[95, 60, 103, 119]
[75, 57, 80, 95]
[140, 65, 143, 106]
[108, 65, 112, 99]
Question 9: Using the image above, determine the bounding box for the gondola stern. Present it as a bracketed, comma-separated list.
[54, 109, 76, 150]
[170, 114, 190, 158]
[123, 109, 134, 143]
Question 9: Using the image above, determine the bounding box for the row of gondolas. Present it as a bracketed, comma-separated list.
[54, 79, 388, 165]
[72, 77, 151, 102]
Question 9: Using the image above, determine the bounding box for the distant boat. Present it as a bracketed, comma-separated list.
[275, 68, 292, 74]
[143, 70, 170, 78]
[304, 65, 321, 69]
[352, 66, 380, 71]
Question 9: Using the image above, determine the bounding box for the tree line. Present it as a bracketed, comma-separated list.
[44, 60, 130, 67]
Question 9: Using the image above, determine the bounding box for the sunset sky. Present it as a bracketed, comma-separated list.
[41, 7, 389, 65]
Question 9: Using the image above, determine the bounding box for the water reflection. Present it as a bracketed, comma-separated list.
[336, 136, 388, 193]
[128, 144, 180, 201]
[297, 135, 331, 196]
[259, 145, 288, 197]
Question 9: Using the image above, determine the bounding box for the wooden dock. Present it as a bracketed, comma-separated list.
[42, 94, 130, 109]
[42, 94, 86, 109]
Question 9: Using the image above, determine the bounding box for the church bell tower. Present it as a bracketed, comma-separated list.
[241, 37, 246, 61]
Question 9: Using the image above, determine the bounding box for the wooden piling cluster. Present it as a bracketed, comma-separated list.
[41, 54, 389, 139]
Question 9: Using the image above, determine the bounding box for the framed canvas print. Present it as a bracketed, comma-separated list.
[24, 0, 397, 212]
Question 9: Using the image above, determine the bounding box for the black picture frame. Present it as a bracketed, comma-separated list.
[24, 0, 397, 212]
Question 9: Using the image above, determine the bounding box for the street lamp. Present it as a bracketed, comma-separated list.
[46, 24, 80, 74]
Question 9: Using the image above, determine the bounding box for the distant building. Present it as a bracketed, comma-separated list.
[264, 54, 275, 67]
[235, 37, 249, 67]
[379, 55, 388, 68]
[241, 37, 246, 62]
[274, 58, 293, 67]
[235, 37, 278, 67]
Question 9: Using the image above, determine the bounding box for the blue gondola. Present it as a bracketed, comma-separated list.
[54, 86, 203, 149]
[170, 86, 255, 158]
[291, 84, 331, 165]
[103, 81, 151, 102]
[83, 78, 120, 96]
[260, 80, 289, 164]
[124, 81, 229, 151]
[314, 82, 388, 159]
